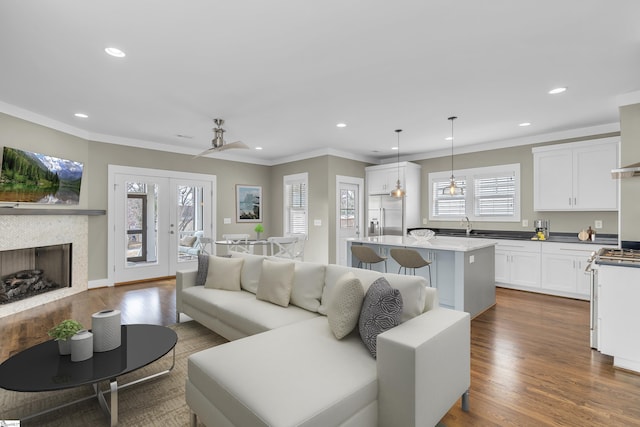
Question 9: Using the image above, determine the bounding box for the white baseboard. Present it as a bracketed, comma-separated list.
[88, 278, 112, 289]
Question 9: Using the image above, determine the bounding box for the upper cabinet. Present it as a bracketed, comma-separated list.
[366, 162, 421, 230]
[533, 138, 619, 211]
[365, 162, 421, 196]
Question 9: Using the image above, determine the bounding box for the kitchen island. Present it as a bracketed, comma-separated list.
[346, 235, 496, 318]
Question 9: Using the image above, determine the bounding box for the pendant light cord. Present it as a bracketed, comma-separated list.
[448, 116, 456, 179]
[396, 129, 402, 182]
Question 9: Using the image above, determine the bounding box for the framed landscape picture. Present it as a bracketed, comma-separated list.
[236, 185, 262, 222]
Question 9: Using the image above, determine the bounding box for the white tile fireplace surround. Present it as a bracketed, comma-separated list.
[0, 215, 88, 318]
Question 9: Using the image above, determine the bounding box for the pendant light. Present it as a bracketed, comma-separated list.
[443, 116, 464, 196]
[390, 129, 406, 198]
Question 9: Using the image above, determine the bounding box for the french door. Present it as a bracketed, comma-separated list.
[109, 166, 215, 284]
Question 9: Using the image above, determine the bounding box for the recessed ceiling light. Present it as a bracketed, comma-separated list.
[391, 146, 398, 150]
[255, 147, 263, 150]
[336, 123, 347, 128]
[519, 122, 531, 127]
[445, 136, 453, 141]
[74, 113, 88, 118]
[105, 47, 126, 58]
[548, 87, 567, 94]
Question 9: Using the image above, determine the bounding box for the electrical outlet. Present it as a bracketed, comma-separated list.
[423, 218, 428, 225]
[223, 218, 231, 224]
[469, 255, 475, 264]
[595, 220, 603, 229]
[314, 219, 322, 226]
[522, 219, 529, 227]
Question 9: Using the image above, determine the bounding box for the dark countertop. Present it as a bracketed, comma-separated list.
[409, 228, 618, 246]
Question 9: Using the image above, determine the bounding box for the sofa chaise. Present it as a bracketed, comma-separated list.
[176, 251, 470, 427]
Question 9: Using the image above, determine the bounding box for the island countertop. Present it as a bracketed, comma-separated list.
[348, 235, 497, 252]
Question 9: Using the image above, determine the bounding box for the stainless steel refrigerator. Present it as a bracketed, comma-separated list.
[367, 194, 404, 236]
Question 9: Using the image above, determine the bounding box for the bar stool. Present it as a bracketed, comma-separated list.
[350, 245, 387, 272]
[390, 248, 432, 287]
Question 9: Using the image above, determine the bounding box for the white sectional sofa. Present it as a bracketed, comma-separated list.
[176, 251, 470, 427]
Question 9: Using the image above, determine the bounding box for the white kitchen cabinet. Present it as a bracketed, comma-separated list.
[533, 138, 619, 211]
[540, 243, 597, 300]
[366, 167, 399, 194]
[495, 241, 541, 289]
[366, 162, 421, 233]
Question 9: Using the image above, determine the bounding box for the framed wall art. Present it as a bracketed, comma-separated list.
[236, 184, 262, 222]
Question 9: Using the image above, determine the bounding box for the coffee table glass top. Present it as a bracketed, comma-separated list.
[0, 324, 177, 392]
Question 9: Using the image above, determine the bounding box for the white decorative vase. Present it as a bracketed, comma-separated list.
[71, 330, 94, 362]
[92, 309, 121, 352]
[58, 339, 72, 355]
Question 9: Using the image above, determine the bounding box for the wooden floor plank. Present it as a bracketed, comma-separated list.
[1, 283, 639, 426]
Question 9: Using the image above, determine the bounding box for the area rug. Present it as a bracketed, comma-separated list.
[0, 321, 227, 426]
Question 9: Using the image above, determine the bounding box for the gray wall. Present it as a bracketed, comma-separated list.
[0, 113, 271, 280]
[620, 103, 640, 242]
[415, 133, 620, 235]
[3, 110, 635, 283]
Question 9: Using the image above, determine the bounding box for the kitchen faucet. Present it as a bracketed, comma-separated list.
[462, 216, 472, 236]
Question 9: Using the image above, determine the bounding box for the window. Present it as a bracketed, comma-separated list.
[284, 173, 308, 235]
[429, 164, 520, 222]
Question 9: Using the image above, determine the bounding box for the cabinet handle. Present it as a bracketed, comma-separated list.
[568, 197, 572, 206]
[574, 197, 577, 206]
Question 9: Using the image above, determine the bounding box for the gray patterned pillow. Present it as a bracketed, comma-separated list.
[358, 277, 403, 358]
[195, 254, 209, 286]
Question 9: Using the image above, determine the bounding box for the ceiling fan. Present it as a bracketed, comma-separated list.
[194, 118, 249, 158]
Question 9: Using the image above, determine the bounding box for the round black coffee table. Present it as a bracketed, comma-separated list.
[0, 324, 177, 426]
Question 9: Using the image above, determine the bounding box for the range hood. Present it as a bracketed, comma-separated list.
[611, 162, 640, 179]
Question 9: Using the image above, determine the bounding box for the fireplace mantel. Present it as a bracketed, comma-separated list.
[0, 208, 105, 215]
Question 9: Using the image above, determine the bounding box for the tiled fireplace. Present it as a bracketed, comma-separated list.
[0, 214, 88, 318]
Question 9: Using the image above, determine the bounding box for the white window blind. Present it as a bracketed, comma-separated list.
[284, 173, 308, 235]
[432, 178, 466, 217]
[474, 174, 515, 217]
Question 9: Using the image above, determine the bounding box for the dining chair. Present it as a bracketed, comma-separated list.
[222, 233, 251, 253]
[268, 236, 299, 259]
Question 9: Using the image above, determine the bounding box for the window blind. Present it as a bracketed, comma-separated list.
[285, 176, 308, 235]
[474, 174, 515, 217]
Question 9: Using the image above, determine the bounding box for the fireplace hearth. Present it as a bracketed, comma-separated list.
[0, 243, 71, 305]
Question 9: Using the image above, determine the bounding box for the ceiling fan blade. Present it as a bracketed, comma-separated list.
[217, 141, 250, 151]
[192, 147, 217, 158]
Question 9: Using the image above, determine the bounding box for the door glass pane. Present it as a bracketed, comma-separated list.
[340, 189, 355, 229]
[177, 185, 205, 262]
[126, 181, 159, 265]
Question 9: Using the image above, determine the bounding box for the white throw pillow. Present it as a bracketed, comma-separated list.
[204, 256, 244, 291]
[230, 251, 266, 294]
[179, 235, 198, 247]
[256, 259, 295, 307]
[290, 262, 326, 312]
[327, 272, 365, 339]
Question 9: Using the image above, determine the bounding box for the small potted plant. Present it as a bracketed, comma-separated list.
[48, 319, 84, 355]
[254, 224, 264, 240]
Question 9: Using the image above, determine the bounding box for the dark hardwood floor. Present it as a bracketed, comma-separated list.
[2, 282, 640, 426]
